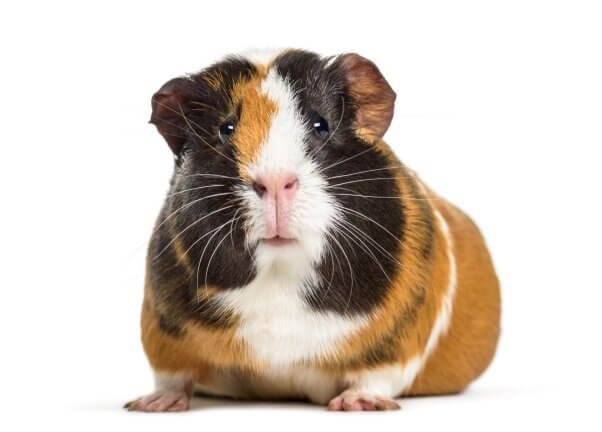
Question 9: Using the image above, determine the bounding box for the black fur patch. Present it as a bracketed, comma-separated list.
[147, 57, 261, 330]
[158, 312, 185, 337]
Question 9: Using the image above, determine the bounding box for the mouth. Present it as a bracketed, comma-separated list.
[262, 235, 297, 247]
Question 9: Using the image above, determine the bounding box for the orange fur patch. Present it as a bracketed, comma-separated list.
[141, 283, 265, 379]
[230, 67, 277, 179]
[167, 223, 193, 275]
[407, 193, 501, 394]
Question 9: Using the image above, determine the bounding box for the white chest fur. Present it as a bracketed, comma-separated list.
[215, 262, 367, 367]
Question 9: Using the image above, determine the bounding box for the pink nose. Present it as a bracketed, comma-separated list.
[252, 173, 298, 238]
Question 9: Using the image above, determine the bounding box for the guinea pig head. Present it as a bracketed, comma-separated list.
[150, 50, 402, 304]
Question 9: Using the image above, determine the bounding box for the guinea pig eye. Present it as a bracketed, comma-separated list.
[218, 121, 235, 143]
[312, 116, 329, 139]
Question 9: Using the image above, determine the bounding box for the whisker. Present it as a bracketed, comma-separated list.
[152, 204, 235, 260]
[178, 173, 241, 181]
[204, 217, 241, 290]
[336, 218, 401, 265]
[153, 192, 235, 235]
[166, 184, 224, 198]
[229, 208, 242, 248]
[185, 225, 224, 277]
[324, 165, 404, 181]
[332, 192, 440, 201]
[327, 185, 360, 194]
[195, 216, 241, 301]
[336, 205, 401, 245]
[333, 220, 391, 283]
[322, 243, 338, 299]
[323, 230, 355, 313]
[312, 239, 341, 310]
[318, 147, 373, 173]
[158, 197, 246, 271]
[326, 177, 402, 189]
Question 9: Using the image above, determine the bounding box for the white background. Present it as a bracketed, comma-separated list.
[1, 0, 601, 430]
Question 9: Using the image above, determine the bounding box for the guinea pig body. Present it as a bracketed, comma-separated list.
[125, 49, 500, 412]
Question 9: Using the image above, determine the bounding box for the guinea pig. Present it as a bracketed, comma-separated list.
[125, 49, 500, 412]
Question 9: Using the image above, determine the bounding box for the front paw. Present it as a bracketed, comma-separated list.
[328, 389, 400, 412]
[124, 390, 190, 412]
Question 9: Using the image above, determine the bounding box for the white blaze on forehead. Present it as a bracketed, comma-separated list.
[245, 68, 308, 177]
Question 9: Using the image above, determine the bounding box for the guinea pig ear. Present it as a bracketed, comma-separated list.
[150, 77, 197, 154]
[338, 53, 396, 141]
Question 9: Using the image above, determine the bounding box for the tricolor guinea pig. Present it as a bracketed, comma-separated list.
[125, 49, 500, 412]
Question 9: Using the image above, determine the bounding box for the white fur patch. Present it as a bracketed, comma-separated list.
[344, 358, 422, 397]
[216, 266, 368, 366]
[154, 371, 192, 391]
[324, 54, 340, 68]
